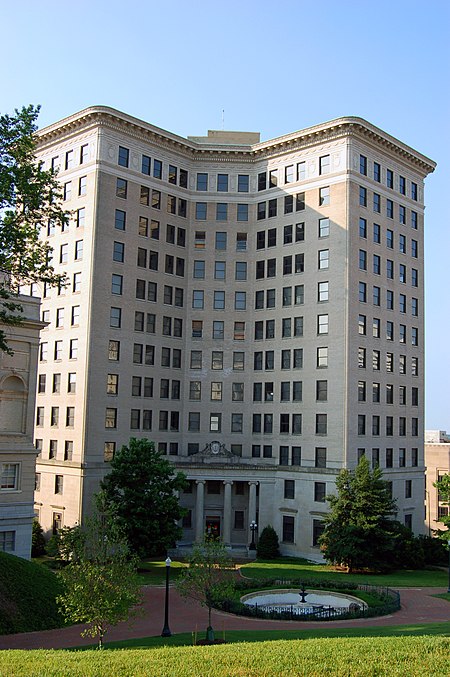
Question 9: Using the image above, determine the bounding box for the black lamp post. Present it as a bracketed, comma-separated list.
[161, 556, 172, 637]
[249, 520, 258, 550]
[447, 538, 450, 594]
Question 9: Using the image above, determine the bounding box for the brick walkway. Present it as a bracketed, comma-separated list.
[0, 585, 448, 650]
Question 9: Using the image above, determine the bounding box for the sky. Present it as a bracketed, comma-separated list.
[3, 0, 450, 429]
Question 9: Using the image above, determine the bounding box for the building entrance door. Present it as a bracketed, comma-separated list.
[205, 516, 220, 539]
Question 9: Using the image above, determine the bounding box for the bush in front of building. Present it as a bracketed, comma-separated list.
[31, 519, 46, 557]
[418, 535, 448, 567]
[256, 525, 280, 559]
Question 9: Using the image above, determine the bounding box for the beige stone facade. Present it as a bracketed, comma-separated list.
[425, 430, 450, 534]
[31, 108, 435, 557]
[0, 295, 43, 558]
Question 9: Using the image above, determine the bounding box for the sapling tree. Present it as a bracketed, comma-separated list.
[56, 510, 141, 648]
[176, 539, 234, 642]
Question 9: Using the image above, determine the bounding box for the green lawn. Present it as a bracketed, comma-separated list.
[239, 558, 448, 588]
[136, 559, 187, 585]
[97, 621, 450, 650]
[432, 592, 450, 602]
[2, 635, 449, 676]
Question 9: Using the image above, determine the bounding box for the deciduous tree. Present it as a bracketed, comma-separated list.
[0, 105, 67, 351]
[56, 511, 141, 649]
[99, 438, 188, 557]
[176, 539, 234, 642]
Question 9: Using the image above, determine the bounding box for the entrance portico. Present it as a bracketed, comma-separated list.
[190, 476, 259, 548]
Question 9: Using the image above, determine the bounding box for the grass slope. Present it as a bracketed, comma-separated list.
[1, 636, 449, 676]
[0, 551, 65, 634]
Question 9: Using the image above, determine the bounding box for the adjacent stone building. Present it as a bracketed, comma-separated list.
[31, 107, 435, 557]
[0, 295, 43, 558]
[425, 430, 450, 534]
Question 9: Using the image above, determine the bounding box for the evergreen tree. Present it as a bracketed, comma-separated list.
[0, 105, 68, 351]
[99, 438, 188, 557]
[31, 519, 46, 557]
[319, 456, 397, 572]
[256, 525, 280, 559]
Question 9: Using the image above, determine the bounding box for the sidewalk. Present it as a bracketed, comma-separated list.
[0, 586, 448, 650]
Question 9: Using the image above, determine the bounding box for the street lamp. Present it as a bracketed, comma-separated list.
[161, 556, 172, 637]
[249, 520, 258, 550]
[447, 537, 450, 594]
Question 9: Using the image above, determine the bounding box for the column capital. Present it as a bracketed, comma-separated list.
[248, 480, 258, 486]
[195, 479, 206, 486]
[223, 479, 234, 486]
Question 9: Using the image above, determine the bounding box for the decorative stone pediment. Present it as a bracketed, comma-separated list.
[193, 441, 239, 458]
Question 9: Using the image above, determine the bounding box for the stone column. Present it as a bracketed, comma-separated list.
[248, 481, 258, 543]
[222, 480, 233, 546]
[195, 480, 205, 541]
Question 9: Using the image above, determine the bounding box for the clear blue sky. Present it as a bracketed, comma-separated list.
[3, 0, 450, 429]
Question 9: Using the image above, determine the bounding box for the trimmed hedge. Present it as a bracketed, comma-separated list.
[216, 577, 400, 622]
[0, 551, 66, 634]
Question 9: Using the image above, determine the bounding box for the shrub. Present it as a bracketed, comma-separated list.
[385, 522, 425, 570]
[418, 535, 448, 566]
[256, 525, 280, 559]
[31, 519, 46, 557]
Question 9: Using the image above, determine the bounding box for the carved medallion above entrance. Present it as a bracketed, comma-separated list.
[190, 441, 240, 461]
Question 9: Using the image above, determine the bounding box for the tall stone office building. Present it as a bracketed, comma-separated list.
[32, 107, 435, 558]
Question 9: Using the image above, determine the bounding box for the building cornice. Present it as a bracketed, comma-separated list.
[36, 106, 436, 175]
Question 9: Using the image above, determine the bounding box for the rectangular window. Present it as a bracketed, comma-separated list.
[193, 260, 205, 279]
[371, 224, 380, 246]
[296, 192, 305, 211]
[319, 155, 330, 175]
[315, 447, 327, 468]
[78, 176, 87, 196]
[318, 250, 329, 270]
[0, 463, 20, 490]
[316, 413, 327, 435]
[64, 149, 74, 170]
[238, 174, 249, 192]
[386, 199, 394, 219]
[237, 203, 248, 221]
[210, 413, 221, 432]
[314, 482, 326, 502]
[197, 172, 208, 191]
[319, 218, 330, 238]
[190, 350, 202, 369]
[195, 202, 206, 221]
[319, 186, 330, 206]
[115, 209, 126, 231]
[360, 154, 367, 175]
[118, 146, 129, 167]
[284, 479, 295, 499]
[359, 218, 367, 238]
[359, 185, 367, 207]
[373, 193, 381, 213]
[216, 203, 228, 221]
[217, 174, 228, 192]
[108, 340, 120, 361]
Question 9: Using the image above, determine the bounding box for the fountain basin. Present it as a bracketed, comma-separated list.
[241, 588, 367, 616]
